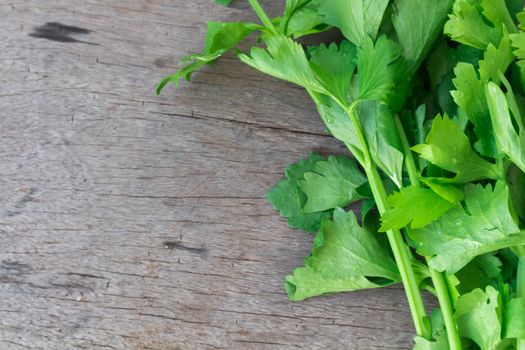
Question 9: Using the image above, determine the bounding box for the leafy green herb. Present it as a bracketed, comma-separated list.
[444, 0, 515, 50]
[486, 82, 525, 173]
[413, 310, 450, 350]
[268, 153, 367, 231]
[454, 254, 502, 294]
[280, 0, 328, 38]
[410, 182, 525, 273]
[355, 36, 409, 112]
[312, 0, 389, 46]
[285, 208, 400, 301]
[356, 100, 405, 186]
[380, 186, 455, 231]
[298, 155, 366, 213]
[158, 0, 525, 346]
[308, 41, 356, 104]
[392, 0, 454, 70]
[411, 115, 500, 183]
[267, 153, 331, 232]
[239, 34, 329, 95]
[455, 286, 504, 349]
[157, 21, 259, 93]
[503, 297, 525, 339]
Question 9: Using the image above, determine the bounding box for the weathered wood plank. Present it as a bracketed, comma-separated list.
[0, 1, 435, 349]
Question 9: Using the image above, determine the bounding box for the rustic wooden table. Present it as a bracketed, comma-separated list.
[0, 1, 433, 349]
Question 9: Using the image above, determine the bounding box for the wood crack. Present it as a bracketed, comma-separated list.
[150, 111, 330, 138]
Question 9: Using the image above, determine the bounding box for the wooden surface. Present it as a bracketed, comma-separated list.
[0, 1, 434, 349]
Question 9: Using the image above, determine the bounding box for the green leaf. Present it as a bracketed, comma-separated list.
[519, 12, 525, 30]
[214, 0, 231, 5]
[410, 182, 525, 273]
[455, 254, 503, 294]
[298, 155, 366, 213]
[238, 34, 328, 95]
[281, 0, 328, 38]
[427, 43, 482, 118]
[355, 36, 409, 112]
[456, 286, 503, 349]
[426, 40, 454, 88]
[510, 29, 525, 85]
[445, 0, 515, 49]
[356, 100, 404, 187]
[450, 62, 486, 119]
[450, 62, 497, 156]
[451, 35, 514, 156]
[421, 178, 465, 203]
[267, 154, 331, 232]
[313, 95, 364, 164]
[506, 0, 523, 19]
[285, 209, 400, 301]
[503, 297, 525, 339]
[312, 0, 389, 45]
[281, 0, 311, 23]
[414, 335, 447, 349]
[486, 81, 525, 173]
[508, 164, 525, 221]
[500, 73, 525, 132]
[308, 41, 357, 104]
[392, 0, 453, 70]
[380, 186, 455, 231]
[411, 115, 500, 183]
[479, 34, 514, 83]
[413, 310, 450, 350]
[157, 22, 258, 93]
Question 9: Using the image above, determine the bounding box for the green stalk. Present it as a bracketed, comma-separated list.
[518, 255, 525, 350]
[394, 115, 462, 349]
[345, 103, 431, 339]
[247, 0, 278, 34]
[428, 263, 462, 349]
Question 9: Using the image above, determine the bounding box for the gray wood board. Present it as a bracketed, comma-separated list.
[0, 1, 436, 349]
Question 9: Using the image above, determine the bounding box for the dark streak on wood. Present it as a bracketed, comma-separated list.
[29, 22, 99, 45]
[162, 241, 208, 255]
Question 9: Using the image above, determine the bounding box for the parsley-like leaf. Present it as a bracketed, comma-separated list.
[267, 154, 331, 232]
[479, 34, 514, 83]
[445, 0, 515, 50]
[356, 100, 404, 187]
[392, 0, 454, 70]
[421, 178, 465, 203]
[486, 81, 525, 173]
[312, 0, 389, 46]
[313, 95, 364, 164]
[450, 35, 514, 156]
[308, 41, 356, 104]
[455, 286, 504, 350]
[355, 36, 409, 112]
[503, 297, 525, 339]
[157, 22, 258, 93]
[455, 254, 502, 294]
[410, 182, 525, 273]
[380, 186, 455, 231]
[413, 310, 450, 350]
[411, 115, 500, 183]
[298, 155, 366, 213]
[238, 34, 329, 95]
[280, 0, 328, 38]
[285, 209, 400, 301]
[510, 27, 525, 86]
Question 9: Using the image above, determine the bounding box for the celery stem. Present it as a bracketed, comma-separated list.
[247, 0, 277, 34]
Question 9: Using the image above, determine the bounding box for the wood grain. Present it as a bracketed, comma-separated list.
[0, 1, 436, 349]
